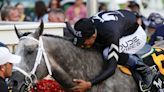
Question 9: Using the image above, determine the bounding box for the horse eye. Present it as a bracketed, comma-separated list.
[27, 49, 34, 54]
[8, 79, 18, 87]
[25, 45, 37, 54]
[12, 80, 18, 87]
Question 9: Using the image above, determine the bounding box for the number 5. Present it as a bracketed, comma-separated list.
[152, 53, 164, 75]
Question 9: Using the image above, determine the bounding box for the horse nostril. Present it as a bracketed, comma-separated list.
[13, 80, 18, 87]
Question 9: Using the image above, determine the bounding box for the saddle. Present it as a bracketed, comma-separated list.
[118, 45, 164, 92]
[118, 46, 164, 76]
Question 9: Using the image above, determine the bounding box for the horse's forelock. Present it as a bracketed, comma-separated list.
[15, 35, 38, 69]
[20, 32, 32, 37]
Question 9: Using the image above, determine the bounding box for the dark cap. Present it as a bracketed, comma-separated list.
[74, 18, 95, 39]
[147, 13, 164, 28]
[73, 18, 95, 46]
[127, 1, 140, 8]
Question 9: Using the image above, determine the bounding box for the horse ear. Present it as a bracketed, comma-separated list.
[65, 22, 76, 36]
[14, 25, 23, 39]
[33, 20, 44, 38]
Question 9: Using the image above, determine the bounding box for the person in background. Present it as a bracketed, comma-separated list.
[34, 1, 48, 22]
[48, 8, 74, 40]
[126, 1, 146, 30]
[126, 1, 140, 13]
[48, 8, 65, 22]
[148, 24, 164, 46]
[48, 0, 61, 10]
[98, 3, 108, 12]
[15, 3, 31, 21]
[0, 42, 21, 92]
[146, 13, 164, 43]
[66, 0, 87, 25]
[1, 6, 19, 21]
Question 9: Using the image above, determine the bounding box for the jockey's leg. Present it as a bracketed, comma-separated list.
[125, 54, 157, 91]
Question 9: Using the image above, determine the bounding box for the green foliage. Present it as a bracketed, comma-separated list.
[119, 3, 126, 9]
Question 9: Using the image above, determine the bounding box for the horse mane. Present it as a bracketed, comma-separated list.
[22, 32, 32, 36]
[43, 34, 70, 41]
[21, 32, 103, 53]
[44, 34, 101, 53]
[21, 32, 73, 42]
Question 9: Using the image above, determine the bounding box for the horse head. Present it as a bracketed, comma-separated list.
[11, 21, 76, 92]
[10, 21, 48, 92]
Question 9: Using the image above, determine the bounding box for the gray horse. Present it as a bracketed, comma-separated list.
[11, 22, 137, 92]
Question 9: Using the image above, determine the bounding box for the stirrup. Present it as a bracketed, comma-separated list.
[139, 72, 158, 92]
[139, 81, 151, 92]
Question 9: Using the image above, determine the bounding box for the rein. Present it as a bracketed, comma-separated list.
[13, 36, 52, 91]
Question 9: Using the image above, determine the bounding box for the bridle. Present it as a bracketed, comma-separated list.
[13, 36, 52, 91]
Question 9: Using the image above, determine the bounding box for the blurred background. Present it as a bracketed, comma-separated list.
[0, 0, 164, 19]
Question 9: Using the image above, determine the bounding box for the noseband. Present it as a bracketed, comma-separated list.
[13, 36, 52, 91]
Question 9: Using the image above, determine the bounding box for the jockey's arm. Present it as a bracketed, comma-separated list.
[90, 30, 130, 85]
[90, 57, 117, 85]
[91, 33, 122, 85]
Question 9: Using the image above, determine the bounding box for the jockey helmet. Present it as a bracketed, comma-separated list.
[73, 18, 96, 47]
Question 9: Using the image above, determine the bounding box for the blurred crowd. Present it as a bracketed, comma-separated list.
[0, 0, 87, 24]
[0, 0, 164, 46]
[125, 1, 164, 46]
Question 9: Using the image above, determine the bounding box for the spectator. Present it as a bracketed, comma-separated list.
[48, 8, 65, 22]
[126, 1, 146, 30]
[66, 0, 87, 25]
[34, 1, 48, 22]
[126, 1, 140, 13]
[48, 0, 61, 10]
[146, 13, 164, 43]
[15, 3, 31, 21]
[48, 8, 74, 40]
[98, 3, 108, 12]
[0, 42, 21, 92]
[149, 25, 164, 45]
[1, 6, 19, 21]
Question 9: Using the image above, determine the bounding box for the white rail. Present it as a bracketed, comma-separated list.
[0, 22, 65, 52]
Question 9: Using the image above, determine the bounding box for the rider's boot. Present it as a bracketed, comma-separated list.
[126, 55, 157, 91]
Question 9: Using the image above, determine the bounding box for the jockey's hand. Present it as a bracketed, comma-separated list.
[71, 79, 92, 92]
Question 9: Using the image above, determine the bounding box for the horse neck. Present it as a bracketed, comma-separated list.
[41, 36, 75, 89]
[42, 36, 104, 88]
[35, 59, 49, 80]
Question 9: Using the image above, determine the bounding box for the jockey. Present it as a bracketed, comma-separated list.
[69, 10, 157, 92]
